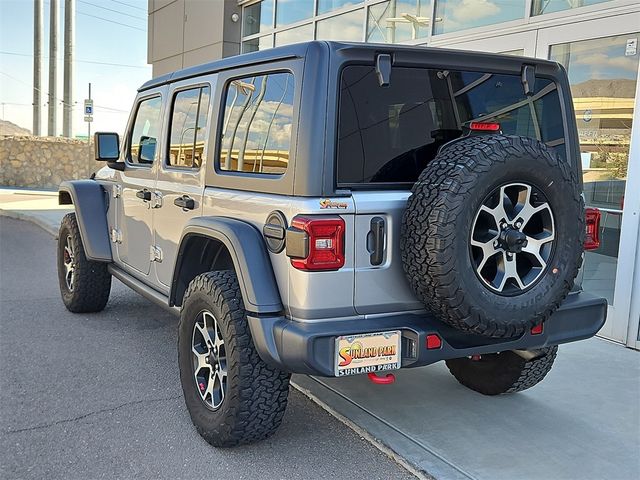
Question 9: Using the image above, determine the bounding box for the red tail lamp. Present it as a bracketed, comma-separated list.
[584, 208, 601, 251]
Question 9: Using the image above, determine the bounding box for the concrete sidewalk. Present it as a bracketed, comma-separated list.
[1, 187, 638, 480]
[0, 187, 70, 236]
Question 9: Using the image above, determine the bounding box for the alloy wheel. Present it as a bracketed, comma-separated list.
[63, 235, 75, 292]
[470, 182, 555, 295]
[191, 310, 227, 410]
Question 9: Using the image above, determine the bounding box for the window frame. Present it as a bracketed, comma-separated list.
[205, 58, 303, 196]
[215, 68, 295, 178]
[165, 83, 211, 171]
[126, 93, 164, 168]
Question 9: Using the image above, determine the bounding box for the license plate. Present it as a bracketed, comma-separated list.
[335, 331, 401, 377]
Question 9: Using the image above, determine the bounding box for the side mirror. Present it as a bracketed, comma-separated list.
[94, 132, 120, 161]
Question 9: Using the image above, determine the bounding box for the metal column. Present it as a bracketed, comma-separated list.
[63, 0, 74, 138]
[47, 0, 58, 136]
[33, 0, 43, 136]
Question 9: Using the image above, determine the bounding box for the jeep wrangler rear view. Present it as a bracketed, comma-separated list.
[57, 42, 606, 447]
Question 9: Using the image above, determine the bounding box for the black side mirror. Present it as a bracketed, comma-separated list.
[94, 132, 124, 171]
[94, 132, 120, 161]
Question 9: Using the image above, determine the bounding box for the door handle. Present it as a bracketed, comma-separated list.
[174, 195, 195, 210]
[367, 217, 385, 266]
[136, 189, 151, 201]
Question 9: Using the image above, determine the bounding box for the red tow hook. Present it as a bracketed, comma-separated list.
[367, 372, 396, 385]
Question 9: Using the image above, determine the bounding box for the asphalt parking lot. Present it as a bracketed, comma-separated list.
[0, 217, 415, 480]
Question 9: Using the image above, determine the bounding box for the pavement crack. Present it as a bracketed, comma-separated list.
[5, 395, 182, 434]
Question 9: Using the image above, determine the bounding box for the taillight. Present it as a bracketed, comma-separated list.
[584, 208, 601, 251]
[287, 216, 345, 271]
[469, 121, 501, 131]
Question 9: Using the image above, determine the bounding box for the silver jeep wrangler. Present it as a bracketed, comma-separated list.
[57, 41, 606, 447]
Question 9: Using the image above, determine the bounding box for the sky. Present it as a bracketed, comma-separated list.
[0, 0, 152, 137]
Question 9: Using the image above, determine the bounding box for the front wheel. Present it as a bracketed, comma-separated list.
[178, 271, 290, 447]
[445, 346, 558, 395]
[57, 212, 111, 313]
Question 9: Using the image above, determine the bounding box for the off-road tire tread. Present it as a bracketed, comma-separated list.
[445, 345, 558, 395]
[58, 212, 111, 313]
[401, 135, 584, 338]
[179, 271, 290, 447]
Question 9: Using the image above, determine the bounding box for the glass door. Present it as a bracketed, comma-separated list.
[537, 13, 640, 345]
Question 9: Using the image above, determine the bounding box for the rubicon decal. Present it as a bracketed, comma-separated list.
[319, 199, 348, 209]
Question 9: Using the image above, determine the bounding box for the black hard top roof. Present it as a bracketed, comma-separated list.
[138, 40, 558, 92]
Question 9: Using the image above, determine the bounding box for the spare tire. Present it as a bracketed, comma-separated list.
[401, 135, 584, 338]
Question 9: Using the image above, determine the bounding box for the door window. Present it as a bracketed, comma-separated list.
[167, 86, 211, 168]
[128, 96, 163, 165]
[219, 72, 294, 175]
[550, 33, 639, 304]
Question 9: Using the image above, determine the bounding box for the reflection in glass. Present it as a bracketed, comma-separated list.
[129, 97, 162, 164]
[276, 0, 313, 26]
[168, 87, 210, 168]
[274, 23, 314, 46]
[220, 73, 294, 175]
[550, 33, 640, 304]
[318, 0, 362, 14]
[243, 0, 274, 36]
[316, 9, 363, 41]
[532, 0, 611, 16]
[433, 0, 524, 35]
[366, 0, 430, 43]
[242, 35, 274, 53]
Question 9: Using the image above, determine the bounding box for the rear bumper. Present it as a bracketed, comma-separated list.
[247, 291, 607, 377]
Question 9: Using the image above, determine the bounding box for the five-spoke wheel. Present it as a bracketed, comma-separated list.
[470, 182, 555, 295]
[62, 235, 75, 292]
[192, 310, 227, 410]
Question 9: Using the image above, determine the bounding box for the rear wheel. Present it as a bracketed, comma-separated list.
[178, 271, 290, 447]
[445, 346, 558, 395]
[57, 212, 111, 313]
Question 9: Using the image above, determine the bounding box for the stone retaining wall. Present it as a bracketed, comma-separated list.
[0, 136, 96, 189]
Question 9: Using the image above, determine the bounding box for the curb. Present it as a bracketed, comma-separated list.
[0, 209, 60, 238]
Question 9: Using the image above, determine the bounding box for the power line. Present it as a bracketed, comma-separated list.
[110, 0, 147, 12]
[0, 51, 149, 70]
[78, 0, 146, 22]
[76, 9, 146, 32]
[2, 71, 132, 113]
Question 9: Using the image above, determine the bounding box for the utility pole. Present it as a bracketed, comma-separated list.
[48, 0, 58, 136]
[33, 0, 43, 136]
[63, 0, 74, 137]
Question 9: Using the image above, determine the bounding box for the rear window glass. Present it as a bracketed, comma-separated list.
[337, 66, 565, 186]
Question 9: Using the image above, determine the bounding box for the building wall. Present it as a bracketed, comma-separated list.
[0, 136, 95, 189]
[148, 0, 242, 77]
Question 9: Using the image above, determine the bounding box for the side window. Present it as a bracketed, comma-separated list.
[219, 72, 294, 175]
[167, 86, 211, 168]
[128, 96, 163, 165]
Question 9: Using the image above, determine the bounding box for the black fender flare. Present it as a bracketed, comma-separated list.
[58, 180, 112, 262]
[170, 217, 283, 315]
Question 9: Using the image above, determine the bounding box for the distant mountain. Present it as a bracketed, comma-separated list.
[571, 79, 636, 98]
[0, 120, 31, 136]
